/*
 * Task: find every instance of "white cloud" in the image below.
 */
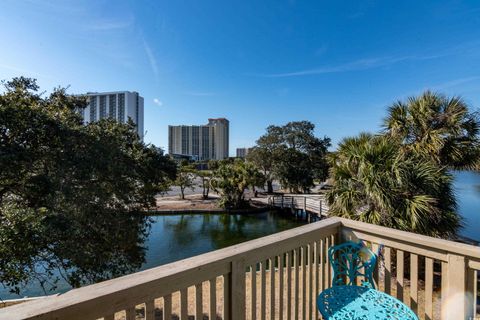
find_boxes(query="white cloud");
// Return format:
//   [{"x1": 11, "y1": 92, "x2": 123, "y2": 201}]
[
  {"x1": 254, "y1": 54, "x2": 443, "y2": 78},
  {"x1": 251, "y1": 41, "x2": 480, "y2": 78},
  {"x1": 153, "y1": 98, "x2": 163, "y2": 107},
  {"x1": 142, "y1": 39, "x2": 159, "y2": 80}
]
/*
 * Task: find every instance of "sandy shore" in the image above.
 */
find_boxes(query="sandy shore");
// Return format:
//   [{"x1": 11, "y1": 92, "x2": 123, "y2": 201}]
[{"x1": 155, "y1": 194, "x2": 222, "y2": 211}]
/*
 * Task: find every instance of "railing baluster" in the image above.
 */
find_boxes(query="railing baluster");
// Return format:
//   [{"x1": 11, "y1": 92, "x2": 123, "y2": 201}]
[
  {"x1": 313, "y1": 240, "x2": 319, "y2": 318},
  {"x1": 287, "y1": 251, "x2": 292, "y2": 320},
  {"x1": 319, "y1": 239, "x2": 324, "y2": 293},
  {"x1": 224, "y1": 273, "x2": 231, "y2": 320},
  {"x1": 145, "y1": 299, "x2": 156, "y2": 320},
  {"x1": 301, "y1": 246, "x2": 306, "y2": 320},
  {"x1": 308, "y1": 243, "x2": 313, "y2": 320},
  {"x1": 325, "y1": 237, "x2": 330, "y2": 288},
  {"x1": 126, "y1": 306, "x2": 136, "y2": 320},
  {"x1": 425, "y1": 257, "x2": 433, "y2": 320},
  {"x1": 209, "y1": 278, "x2": 217, "y2": 320},
  {"x1": 467, "y1": 268, "x2": 477, "y2": 319},
  {"x1": 231, "y1": 259, "x2": 246, "y2": 320},
  {"x1": 410, "y1": 253, "x2": 418, "y2": 314},
  {"x1": 180, "y1": 288, "x2": 188, "y2": 320},
  {"x1": 371, "y1": 243, "x2": 380, "y2": 289},
  {"x1": 251, "y1": 264, "x2": 257, "y2": 320},
  {"x1": 164, "y1": 294, "x2": 172, "y2": 320},
  {"x1": 294, "y1": 249, "x2": 299, "y2": 319},
  {"x1": 195, "y1": 283, "x2": 203, "y2": 320},
  {"x1": 278, "y1": 255, "x2": 284, "y2": 320},
  {"x1": 396, "y1": 249, "x2": 404, "y2": 302},
  {"x1": 261, "y1": 260, "x2": 266, "y2": 320},
  {"x1": 384, "y1": 247, "x2": 392, "y2": 295},
  {"x1": 269, "y1": 257, "x2": 275, "y2": 320}
]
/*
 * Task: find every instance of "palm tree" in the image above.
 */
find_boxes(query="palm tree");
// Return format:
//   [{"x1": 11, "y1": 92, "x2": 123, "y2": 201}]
[
  {"x1": 383, "y1": 91, "x2": 480, "y2": 169},
  {"x1": 326, "y1": 133, "x2": 460, "y2": 238}
]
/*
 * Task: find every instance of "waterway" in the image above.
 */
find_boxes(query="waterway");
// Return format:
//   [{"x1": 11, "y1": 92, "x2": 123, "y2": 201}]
[{"x1": 1, "y1": 171, "x2": 478, "y2": 300}]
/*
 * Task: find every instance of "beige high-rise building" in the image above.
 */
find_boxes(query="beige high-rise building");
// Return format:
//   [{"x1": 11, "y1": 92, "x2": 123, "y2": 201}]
[
  {"x1": 236, "y1": 147, "x2": 252, "y2": 158},
  {"x1": 168, "y1": 118, "x2": 229, "y2": 160},
  {"x1": 81, "y1": 91, "x2": 144, "y2": 140}
]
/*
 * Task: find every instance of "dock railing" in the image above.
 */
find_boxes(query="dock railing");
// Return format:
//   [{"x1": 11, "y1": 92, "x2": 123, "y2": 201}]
[
  {"x1": 2, "y1": 217, "x2": 480, "y2": 320},
  {"x1": 267, "y1": 194, "x2": 329, "y2": 217}
]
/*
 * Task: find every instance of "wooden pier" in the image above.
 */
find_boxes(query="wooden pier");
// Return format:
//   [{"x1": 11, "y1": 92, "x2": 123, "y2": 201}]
[{"x1": 264, "y1": 194, "x2": 330, "y2": 221}]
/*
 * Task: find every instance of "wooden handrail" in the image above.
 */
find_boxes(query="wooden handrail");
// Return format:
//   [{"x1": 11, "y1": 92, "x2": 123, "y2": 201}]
[
  {"x1": 3, "y1": 217, "x2": 480, "y2": 320},
  {"x1": 339, "y1": 217, "x2": 480, "y2": 260},
  {"x1": 0, "y1": 218, "x2": 343, "y2": 320}
]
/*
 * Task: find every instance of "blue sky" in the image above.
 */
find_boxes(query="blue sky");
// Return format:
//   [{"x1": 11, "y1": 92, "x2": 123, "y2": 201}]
[{"x1": 1, "y1": 0, "x2": 480, "y2": 154}]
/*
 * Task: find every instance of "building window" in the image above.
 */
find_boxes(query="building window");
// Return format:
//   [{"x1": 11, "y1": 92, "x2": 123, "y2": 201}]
[
  {"x1": 192, "y1": 126, "x2": 199, "y2": 156},
  {"x1": 89, "y1": 96, "x2": 97, "y2": 122},
  {"x1": 118, "y1": 93, "x2": 125, "y2": 122},
  {"x1": 135, "y1": 93, "x2": 139, "y2": 123},
  {"x1": 99, "y1": 95, "x2": 106, "y2": 119},
  {"x1": 202, "y1": 127, "x2": 210, "y2": 160},
  {"x1": 109, "y1": 94, "x2": 116, "y2": 118},
  {"x1": 181, "y1": 127, "x2": 189, "y2": 155}
]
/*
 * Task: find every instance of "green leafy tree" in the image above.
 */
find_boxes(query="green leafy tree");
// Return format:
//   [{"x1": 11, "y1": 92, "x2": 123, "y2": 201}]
[
  {"x1": 211, "y1": 159, "x2": 265, "y2": 209},
  {"x1": 196, "y1": 170, "x2": 212, "y2": 199},
  {"x1": 249, "y1": 121, "x2": 330, "y2": 193},
  {"x1": 174, "y1": 162, "x2": 196, "y2": 200},
  {"x1": 383, "y1": 91, "x2": 480, "y2": 168},
  {"x1": 327, "y1": 133, "x2": 460, "y2": 238},
  {"x1": 274, "y1": 148, "x2": 314, "y2": 193},
  {"x1": 0, "y1": 77, "x2": 177, "y2": 294}
]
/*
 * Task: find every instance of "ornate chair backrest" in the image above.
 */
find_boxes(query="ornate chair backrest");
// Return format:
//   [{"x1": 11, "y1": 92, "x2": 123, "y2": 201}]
[{"x1": 328, "y1": 241, "x2": 377, "y2": 288}]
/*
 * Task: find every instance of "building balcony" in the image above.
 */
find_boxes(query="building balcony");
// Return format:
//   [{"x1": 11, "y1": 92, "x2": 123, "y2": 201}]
[{"x1": 1, "y1": 217, "x2": 478, "y2": 320}]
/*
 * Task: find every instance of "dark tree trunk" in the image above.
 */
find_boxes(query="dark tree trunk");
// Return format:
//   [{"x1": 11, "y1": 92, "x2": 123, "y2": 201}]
[{"x1": 267, "y1": 180, "x2": 273, "y2": 193}]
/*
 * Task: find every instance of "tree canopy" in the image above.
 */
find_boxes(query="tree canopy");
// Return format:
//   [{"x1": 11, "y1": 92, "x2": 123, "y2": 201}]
[
  {"x1": 211, "y1": 159, "x2": 265, "y2": 209},
  {"x1": 327, "y1": 90, "x2": 480, "y2": 238},
  {"x1": 248, "y1": 121, "x2": 330, "y2": 193},
  {"x1": 327, "y1": 133, "x2": 460, "y2": 238},
  {"x1": 383, "y1": 91, "x2": 480, "y2": 169},
  {"x1": 0, "y1": 77, "x2": 177, "y2": 294}
]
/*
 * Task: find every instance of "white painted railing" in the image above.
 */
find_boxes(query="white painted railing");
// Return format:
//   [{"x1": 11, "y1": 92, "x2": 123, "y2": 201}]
[{"x1": 1, "y1": 217, "x2": 480, "y2": 320}]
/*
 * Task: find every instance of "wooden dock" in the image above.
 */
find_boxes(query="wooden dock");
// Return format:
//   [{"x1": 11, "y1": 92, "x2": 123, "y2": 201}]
[{"x1": 262, "y1": 194, "x2": 330, "y2": 221}]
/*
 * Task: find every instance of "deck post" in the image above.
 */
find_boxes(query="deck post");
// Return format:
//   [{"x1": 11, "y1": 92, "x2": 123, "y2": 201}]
[
  {"x1": 281, "y1": 195, "x2": 284, "y2": 208},
  {"x1": 230, "y1": 258, "x2": 246, "y2": 320},
  {"x1": 304, "y1": 197, "x2": 307, "y2": 211},
  {"x1": 443, "y1": 253, "x2": 468, "y2": 320}
]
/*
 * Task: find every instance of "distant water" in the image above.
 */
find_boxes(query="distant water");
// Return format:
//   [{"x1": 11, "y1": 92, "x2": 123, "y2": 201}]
[
  {"x1": 0, "y1": 211, "x2": 305, "y2": 300},
  {"x1": 454, "y1": 170, "x2": 480, "y2": 241},
  {"x1": 1, "y1": 173, "x2": 479, "y2": 300}
]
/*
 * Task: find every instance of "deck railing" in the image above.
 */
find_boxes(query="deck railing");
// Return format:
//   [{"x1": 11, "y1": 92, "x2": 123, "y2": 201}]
[{"x1": 1, "y1": 217, "x2": 480, "y2": 320}]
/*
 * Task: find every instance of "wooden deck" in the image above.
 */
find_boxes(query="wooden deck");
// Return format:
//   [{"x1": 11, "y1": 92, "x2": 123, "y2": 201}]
[{"x1": 3, "y1": 218, "x2": 480, "y2": 319}]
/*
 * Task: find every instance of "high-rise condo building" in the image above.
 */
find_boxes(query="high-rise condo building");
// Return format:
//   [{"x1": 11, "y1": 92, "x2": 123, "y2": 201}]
[
  {"x1": 236, "y1": 147, "x2": 252, "y2": 158},
  {"x1": 80, "y1": 91, "x2": 144, "y2": 140},
  {"x1": 168, "y1": 118, "x2": 229, "y2": 160}
]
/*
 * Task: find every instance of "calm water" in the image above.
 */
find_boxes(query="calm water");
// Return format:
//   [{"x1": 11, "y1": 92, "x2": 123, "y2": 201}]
[
  {"x1": 454, "y1": 170, "x2": 480, "y2": 241},
  {"x1": 1, "y1": 171, "x2": 479, "y2": 300},
  {"x1": 0, "y1": 211, "x2": 305, "y2": 299}
]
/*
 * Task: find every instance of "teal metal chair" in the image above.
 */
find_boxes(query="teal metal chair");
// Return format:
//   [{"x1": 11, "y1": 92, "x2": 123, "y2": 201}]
[
  {"x1": 318, "y1": 242, "x2": 418, "y2": 319},
  {"x1": 329, "y1": 241, "x2": 377, "y2": 288}
]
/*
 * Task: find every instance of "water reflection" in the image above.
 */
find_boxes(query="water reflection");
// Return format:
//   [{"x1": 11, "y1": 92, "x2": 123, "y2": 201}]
[
  {"x1": 454, "y1": 171, "x2": 480, "y2": 241},
  {"x1": 0, "y1": 211, "x2": 151, "y2": 299},
  {"x1": 1, "y1": 210, "x2": 304, "y2": 299}
]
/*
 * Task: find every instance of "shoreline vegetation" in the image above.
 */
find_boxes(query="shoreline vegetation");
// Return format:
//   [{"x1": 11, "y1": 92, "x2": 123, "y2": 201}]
[{"x1": 149, "y1": 194, "x2": 269, "y2": 214}]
